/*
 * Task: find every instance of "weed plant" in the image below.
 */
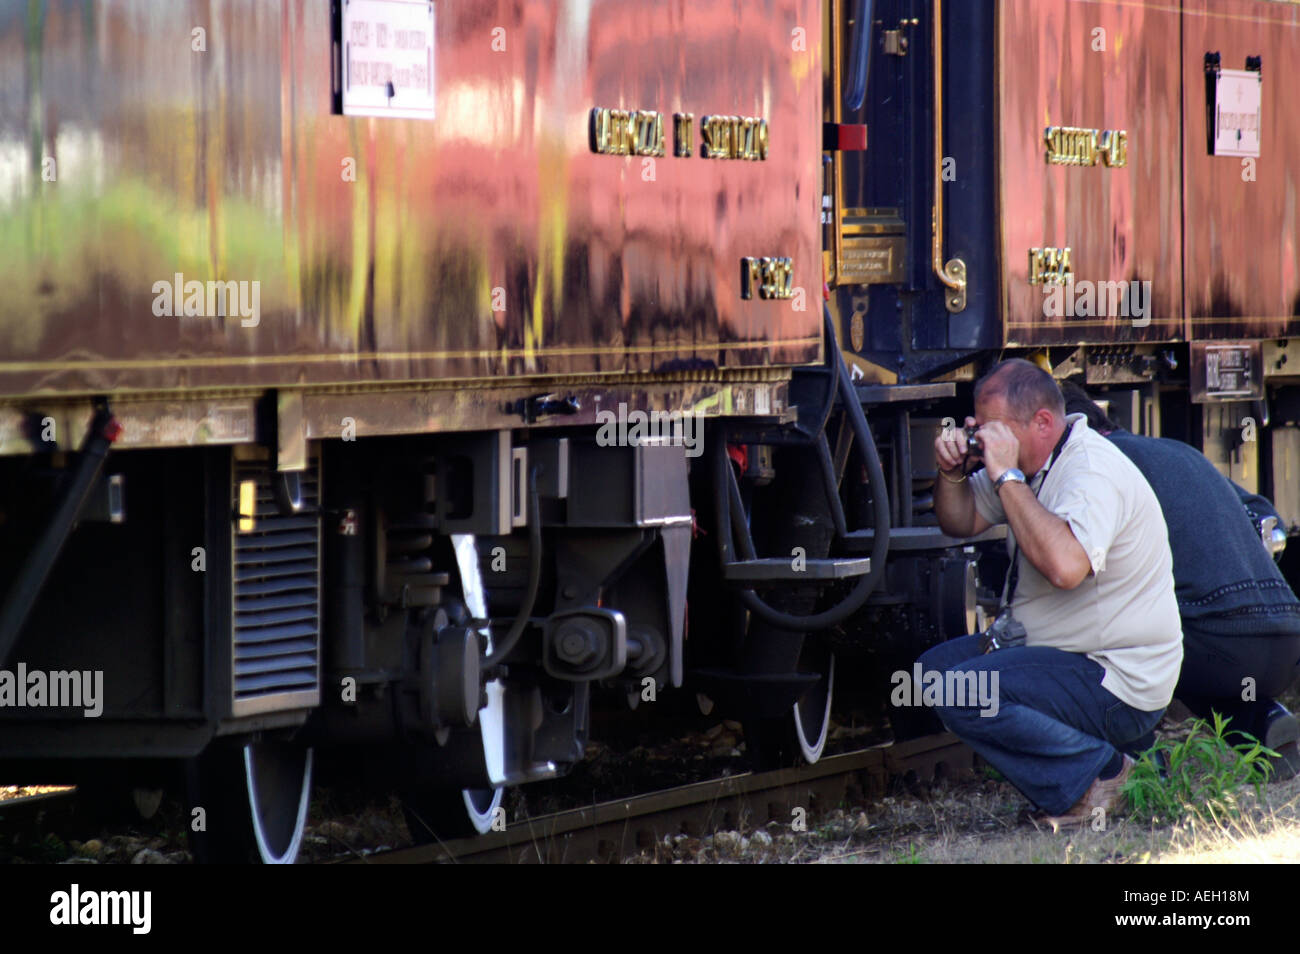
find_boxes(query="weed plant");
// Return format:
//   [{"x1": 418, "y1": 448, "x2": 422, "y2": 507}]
[{"x1": 1123, "y1": 712, "x2": 1277, "y2": 825}]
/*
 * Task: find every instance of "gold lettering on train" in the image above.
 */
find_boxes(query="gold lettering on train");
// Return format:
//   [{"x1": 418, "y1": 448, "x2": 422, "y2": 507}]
[
  {"x1": 591, "y1": 108, "x2": 770, "y2": 160},
  {"x1": 673, "y1": 113, "x2": 695, "y2": 157},
  {"x1": 740, "y1": 257, "x2": 795, "y2": 299},
  {"x1": 702, "y1": 115, "x2": 769, "y2": 160},
  {"x1": 1043, "y1": 126, "x2": 1127, "y2": 168},
  {"x1": 590, "y1": 108, "x2": 665, "y2": 157},
  {"x1": 1028, "y1": 247, "x2": 1074, "y2": 285}
]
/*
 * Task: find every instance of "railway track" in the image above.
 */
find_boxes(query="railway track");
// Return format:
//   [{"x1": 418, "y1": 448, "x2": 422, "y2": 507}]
[{"x1": 347, "y1": 733, "x2": 976, "y2": 864}]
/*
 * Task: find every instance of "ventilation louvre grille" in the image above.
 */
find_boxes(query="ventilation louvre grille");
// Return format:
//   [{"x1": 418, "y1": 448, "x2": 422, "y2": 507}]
[{"x1": 231, "y1": 458, "x2": 321, "y2": 716}]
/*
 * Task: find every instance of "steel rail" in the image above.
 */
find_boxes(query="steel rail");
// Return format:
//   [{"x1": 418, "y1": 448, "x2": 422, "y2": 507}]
[{"x1": 344, "y1": 733, "x2": 975, "y2": 864}]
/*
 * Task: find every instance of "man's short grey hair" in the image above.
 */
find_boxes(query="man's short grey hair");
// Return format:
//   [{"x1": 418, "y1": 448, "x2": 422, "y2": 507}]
[{"x1": 974, "y1": 358, "x2": 1066, "y2": 423}]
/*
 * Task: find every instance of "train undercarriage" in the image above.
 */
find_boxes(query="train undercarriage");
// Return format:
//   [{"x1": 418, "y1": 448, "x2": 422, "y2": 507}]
[
  {"x1": 5, "y1": 332, "x2": 1300, "y2": 861},
  {"x1": 0, "y1": 316, "x2": 961, "y2": 860}
]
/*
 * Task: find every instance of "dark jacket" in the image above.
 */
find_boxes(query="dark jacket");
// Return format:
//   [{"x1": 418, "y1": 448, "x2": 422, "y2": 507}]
[{"x1": 1106, "y1": 430, "x2": 1300, "y2": 638}]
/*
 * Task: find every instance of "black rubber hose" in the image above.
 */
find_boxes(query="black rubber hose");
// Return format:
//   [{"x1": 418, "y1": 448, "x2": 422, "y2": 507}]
[
  {"x1": 805, "y1": 302, "x2": 841, "y2": 438},
  {"x1": 843, "y1": 0, "x2": 874, "y2": 112},
  {"x1": 716, "y1": 306, "x2": 890, "y2": 631},
  {"x1": 482, "y1": 467, "x2": 542, "y2": 669}
]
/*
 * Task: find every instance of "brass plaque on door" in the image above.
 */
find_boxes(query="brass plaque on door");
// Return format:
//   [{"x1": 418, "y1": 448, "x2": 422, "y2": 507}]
[{"x1": 838, "y1": 208, "x2": 905, "y2": 285}]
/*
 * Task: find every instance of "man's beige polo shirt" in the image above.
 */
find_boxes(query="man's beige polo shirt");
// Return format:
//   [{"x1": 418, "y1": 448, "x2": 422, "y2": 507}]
[{"x1": 970, "y1": 414, "x2": 1183, "y2": 711}]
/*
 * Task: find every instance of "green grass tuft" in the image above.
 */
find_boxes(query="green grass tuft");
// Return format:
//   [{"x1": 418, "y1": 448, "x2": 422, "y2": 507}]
[{"x1": 1123, "y1": 712, "x2": 1277, "y2": 826}]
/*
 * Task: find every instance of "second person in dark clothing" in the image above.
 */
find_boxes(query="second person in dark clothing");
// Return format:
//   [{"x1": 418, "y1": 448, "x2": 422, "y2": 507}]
[{"x1": 1061, "y1": 380, "x2": 1300, "y2": 778}]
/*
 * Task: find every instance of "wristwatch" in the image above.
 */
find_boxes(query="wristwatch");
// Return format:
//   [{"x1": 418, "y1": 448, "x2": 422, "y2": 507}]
[{"x1": 993, "y1": 468, "x2": 1026, "y2": 493}]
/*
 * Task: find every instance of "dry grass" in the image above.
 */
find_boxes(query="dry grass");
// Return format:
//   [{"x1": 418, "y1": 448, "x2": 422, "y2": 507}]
[
  {"x1": 622, "y1": 768, "x2": 1300, "y2": 864},
  {"x1": 879, "y1": 771, "x2": 1300, "y2": 865},
  {"x1": 818, "y1": 700, "x2": 1300, "y2": 864},
  {"x1": 634, "y1": 702, "x2": 1300, "y2": 864}
]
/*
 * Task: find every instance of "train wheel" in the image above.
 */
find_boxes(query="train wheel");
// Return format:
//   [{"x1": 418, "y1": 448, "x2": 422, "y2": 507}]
[
  {"x1": 403, "y1": 786, "x2": 503, "y2": 843},
  {"x1": 398, "y1": 535, "x2": 511, "y2": 843},
  {"x1": 744, "y1": 641, "x2": 835, "y2": 770},
  {"x1": 186, "y1": 740, "x2": 313, "y2": 864},
  {"x1": 791, "y1": 643, "x2": 835, "y2": 764}
]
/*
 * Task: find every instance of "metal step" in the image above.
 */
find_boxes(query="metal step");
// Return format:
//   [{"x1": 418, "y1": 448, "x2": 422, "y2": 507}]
[{"x1": 721, "y1": 557, "x2": 871, "y2": 583}]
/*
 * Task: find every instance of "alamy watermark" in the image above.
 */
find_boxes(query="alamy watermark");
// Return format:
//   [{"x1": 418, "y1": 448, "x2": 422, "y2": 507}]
[
  {"x1": 595, "y1": 402, "x2": 702, "y2": 458},
  {"x1": 0, "y1": 663, "x2": 103, "y2": 717},
  {"x1": 890, "y1": 663, "x2": 1000, "y2": 718},
  {"x1": 152, "y1": 272, "x2": 261, "y2": 327},
  {"x1": 1041, "y1": 278, "x2": 1152, "y2": 327},
  {"x1": 50, "y1": 884, "x2": 150, "y2": 934}
]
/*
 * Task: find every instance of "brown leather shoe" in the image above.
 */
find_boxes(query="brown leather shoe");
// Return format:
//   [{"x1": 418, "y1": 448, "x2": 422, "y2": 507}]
[
  {"x1": 1038, "y1": 803, "x2": 1092, "y2": 831},
  {"x1": 1042, "y1": 755, "x2": 1136, "y2": 831}
]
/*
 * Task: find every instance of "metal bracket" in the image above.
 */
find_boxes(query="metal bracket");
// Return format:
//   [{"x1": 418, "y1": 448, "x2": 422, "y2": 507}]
[{"x1": 882, "y1": 17, "x2": 918, "y2": 56}]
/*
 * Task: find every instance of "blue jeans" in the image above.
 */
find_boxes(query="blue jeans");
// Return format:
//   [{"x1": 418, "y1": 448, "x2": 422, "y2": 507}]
[{"x1": 915, "y1": 634, "x2": 1166, "y2": 814}]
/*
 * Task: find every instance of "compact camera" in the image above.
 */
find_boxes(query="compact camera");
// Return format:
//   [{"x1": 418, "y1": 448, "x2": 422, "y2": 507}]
[
  {"x1": 979, "y1": 610, "x2": 1027, "y2": 654},
  {"x1": 963, "y1": 424, "x2": 983, "y2": 456}
]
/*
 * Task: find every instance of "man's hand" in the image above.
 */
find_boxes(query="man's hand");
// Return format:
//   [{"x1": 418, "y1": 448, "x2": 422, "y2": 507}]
[
  {"x1": 933, "y1": 415, "x2": 991, "y2": 539},
  {"x1": 935, "y1": 416, "x2": 977, "y2": 477},
  {"x1": 976, "y1": 421, "x2": 1019, "y2": 484}
]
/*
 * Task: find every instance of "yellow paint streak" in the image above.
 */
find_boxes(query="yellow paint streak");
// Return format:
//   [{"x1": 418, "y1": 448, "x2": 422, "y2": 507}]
[
  {"x1": 346, "y1": 122, "x2": 370, "y2": 342},
  {"x1": 399, "y1": 137, "x2": 430, "y2": 345},
  {"x1": 530, "y1": 138, "x2": 570, "y2": 370}
]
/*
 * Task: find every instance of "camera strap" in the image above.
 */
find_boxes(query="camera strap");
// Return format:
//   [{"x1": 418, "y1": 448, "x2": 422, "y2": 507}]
[{"x1": 1001, "y1": 422, "x2": 1074, "y2": 611}]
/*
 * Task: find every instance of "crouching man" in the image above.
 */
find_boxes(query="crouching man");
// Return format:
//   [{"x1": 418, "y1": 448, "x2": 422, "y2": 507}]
[{"x1": 918, "y1": 359, "x2": 1182, "y2": 826}]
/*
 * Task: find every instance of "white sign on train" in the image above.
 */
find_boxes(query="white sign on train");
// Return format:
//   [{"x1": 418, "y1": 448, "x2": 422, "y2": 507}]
[
  {"x1": 1212, "y1": 69, "x2": 1261, "y2": 159},
  {"x1": 342, "y1": 0, "x2": 436, "y2": 120}
]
